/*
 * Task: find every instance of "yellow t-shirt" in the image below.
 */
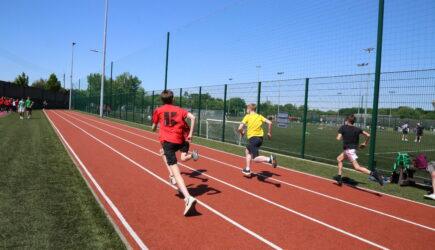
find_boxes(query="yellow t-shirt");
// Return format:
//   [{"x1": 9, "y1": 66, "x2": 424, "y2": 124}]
[{"x1": 241, "y1": 113, "x2": 267, "y2": 139}]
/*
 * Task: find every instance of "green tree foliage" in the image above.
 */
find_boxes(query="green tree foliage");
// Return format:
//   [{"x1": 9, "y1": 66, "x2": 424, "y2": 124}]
[
  {"x1": 45, "y1": 73, "x2": 61, "y2": 92},
  {"x1": 31, "y1": 78, "x2": 46, "y2": 89},
  {"x1": 14, "y1": 72, "x2": 29, "y2": 86}
]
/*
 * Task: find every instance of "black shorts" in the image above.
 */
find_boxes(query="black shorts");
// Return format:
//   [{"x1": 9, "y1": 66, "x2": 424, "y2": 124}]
[
  {"x1": 26, "y1": 107, "x2": 32, "y2": 113},
  {"x1": 162, "y1": 141, "x2": 190, "y2": 166},
  {"x1": 247, "y1": 136, "x2": 263, "y2": 158},
  {"x1": 402, "y1": 130, "x2": 408, "y2": 135}
]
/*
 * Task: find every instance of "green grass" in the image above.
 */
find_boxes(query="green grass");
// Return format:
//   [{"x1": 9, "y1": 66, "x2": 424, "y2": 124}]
[
  {"x1": 96, "y1": 113, "x2": 434, "y2": 206},
  {"x1": 0, "y1": 111, "x2": 125, "y2": 249}
]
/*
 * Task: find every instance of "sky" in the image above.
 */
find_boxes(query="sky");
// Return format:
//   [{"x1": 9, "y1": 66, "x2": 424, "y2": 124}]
[{"x1": 0, "y1": 0, "x2": 434, "y2": 110}]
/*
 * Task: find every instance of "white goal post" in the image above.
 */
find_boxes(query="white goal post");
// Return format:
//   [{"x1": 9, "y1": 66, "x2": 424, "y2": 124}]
[{"x1": 205, "y1": 118, "x2": 244, "y2": 145}]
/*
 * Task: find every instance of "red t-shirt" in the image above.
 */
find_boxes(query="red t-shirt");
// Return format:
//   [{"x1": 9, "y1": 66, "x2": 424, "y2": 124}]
[
  {"x1": 152, "y1": 104, "x2": 190, "y2": 144},
  {"x1": 0, "y1": 99, "x2": 3, "y2": 105}
]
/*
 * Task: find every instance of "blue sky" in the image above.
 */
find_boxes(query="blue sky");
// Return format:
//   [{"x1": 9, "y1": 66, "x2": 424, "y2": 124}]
[{"x1": 1, "y1": 0, "x2": 434, "y2": 110}]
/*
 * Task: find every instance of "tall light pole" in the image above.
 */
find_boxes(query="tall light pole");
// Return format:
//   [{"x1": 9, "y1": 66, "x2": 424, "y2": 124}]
[
  {"x1": 277, "y1": 72, "x2": 284, "y2": 114},
  {"x1": 99, "y1": 0, "x2": 109, "y2": 117},
  {"x1": 363, "y1": 47, "x2": 375, "y2": 127},
  {"x1": 256, "y1": 65, "x2": 261, "y2": 82},
  {"x1": 69, "y1": 42, "x2": 76, "y2": 110},
  {"x1": 357, "y1": 62, "x2": 368, "y2": 124}
]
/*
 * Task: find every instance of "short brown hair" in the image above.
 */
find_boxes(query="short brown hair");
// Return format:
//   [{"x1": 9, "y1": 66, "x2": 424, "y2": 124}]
[
  {"x1": 346, "y1": 114, "x2": 356, "y2": 124},
  {"x1": 160, "y1": 90, "x2": 174, "y2": 104},
  {"x1": 247, "y1": 103, "x2": 256, "y2": 111}
]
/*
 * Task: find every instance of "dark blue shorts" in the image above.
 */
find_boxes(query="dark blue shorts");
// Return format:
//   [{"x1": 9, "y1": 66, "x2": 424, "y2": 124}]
[{"x1": 247, "y1": 136, "x2": 263, "y2": 158}]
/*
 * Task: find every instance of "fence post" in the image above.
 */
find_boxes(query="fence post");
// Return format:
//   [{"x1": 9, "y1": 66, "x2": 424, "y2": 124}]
[
  {"x1": 368, "y1": 0, "x2": 385, "y2": 171},
  {"x1": 141, "y1": 92, "x2": 144, "y2": 124},
  {"x1": 197, "y1": 86, "x2": 202, "y2": 136},
  {"x1": 256, "y1": 81, "x2": 261, "y2": 113},
  {"x1": 179, "y1": 88, "x2": 183, "y2": 107},
  {"x1": 132, "y1": 91, "x2": 136, "y2": 122},
  {"x1": 301, "y1": 78, "x2": 310, "y2": 158},
  {"x1": 150, "y1": 90, "x2": 155, "y2": 125},
  {"x1": 119, "y1": 93, "x2": 122, "y2": 119},
  {"x1": 222, "y1": 84, "x2": 228, "y2": 142}
]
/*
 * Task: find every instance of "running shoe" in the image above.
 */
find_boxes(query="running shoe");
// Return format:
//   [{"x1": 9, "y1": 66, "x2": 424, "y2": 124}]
[
  {"x1": 337, "y1": 175, "x2": 343, "y2": 186},
  {"x1": 242, "y1": 167, "x2": 251, "y2": 176},
  {"x1": 424, "y1": 193, "x2": 435, "y2": 200},
  {"x1": 184, "y1": 196, "x2": 197, "y2": 216},
  {"x1": 270, "y1": 155, "x2": 278, "y2": 168},
  {"x1": 192, "y1": 150, "x2": 199, "y2": 161},
  {"x1": 370, "y1": 170, "x2": 384, "y2": 186}
]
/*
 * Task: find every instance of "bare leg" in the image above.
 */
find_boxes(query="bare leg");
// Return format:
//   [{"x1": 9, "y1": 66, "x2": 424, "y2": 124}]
[
  {"x1": 253, "y1": 155, "x2": 271, "y2": 163},
  {"x1": 170, "y1": 164, "x2": 191, "y2": 199},
  {"x1": 245, "y1": 149, "x2": 252, "y2": 170},
  {"x1": 337, "y1": 153, "x2": 345, "y2": 176},
  {"x1": 351, "y1": 160, "x2": 371, "y2": 175}
]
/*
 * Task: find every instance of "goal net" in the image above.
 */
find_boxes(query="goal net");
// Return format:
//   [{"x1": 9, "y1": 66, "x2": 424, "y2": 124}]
[{"x1": 205, "y1": 118, "x2": 245, "y2": 145}]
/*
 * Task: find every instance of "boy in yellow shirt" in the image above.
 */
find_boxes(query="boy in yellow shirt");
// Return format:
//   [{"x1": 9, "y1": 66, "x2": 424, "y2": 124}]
[{"x1": 238, "y1": 104, "x2": 277, "y2": 176}]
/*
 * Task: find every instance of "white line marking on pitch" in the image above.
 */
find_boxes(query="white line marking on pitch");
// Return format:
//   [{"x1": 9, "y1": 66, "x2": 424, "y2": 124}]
[
  {"x1": 60, "y1": 111, "x2": 388, "y2": 250},
  {"x1": 52, "y1": 111, "x2": 282, "y2": 250},
  {"x1": 66, "y1": 111, "x2": 435, "y2": 231},
  {"x1": 45, "y1": 111, "x2": 148, "y2": 250}
]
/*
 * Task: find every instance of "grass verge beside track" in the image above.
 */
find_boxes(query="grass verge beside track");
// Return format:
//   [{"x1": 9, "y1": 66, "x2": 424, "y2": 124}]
[{"x1": 0, "y1": 111, "x2": 125, "y2": 249}]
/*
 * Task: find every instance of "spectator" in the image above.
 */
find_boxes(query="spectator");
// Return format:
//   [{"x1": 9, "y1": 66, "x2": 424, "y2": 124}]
[
  {"x1": 0, "y1": 96, "x2": 4, "y2": 111},
  {"x1": 43, "y1": 100, "x2": 48, "y2": 109},
  {"x1": 401, "y1": 122, "x2": 409, "y2": 141},
  {"x1": 25, "y1": 97, "x2": 33, "y2": 119},
  {"x1": 18, "y1": 98, "x2": 25, "y2": 120},
  {"x1": 415, "y1": 123, "x2": 424, "y2": 143}
]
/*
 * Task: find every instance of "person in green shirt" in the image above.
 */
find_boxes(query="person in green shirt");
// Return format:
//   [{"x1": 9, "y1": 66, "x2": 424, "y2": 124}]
[{"x1": 25, "y1": 97, "x2": 33, "y2": 119}]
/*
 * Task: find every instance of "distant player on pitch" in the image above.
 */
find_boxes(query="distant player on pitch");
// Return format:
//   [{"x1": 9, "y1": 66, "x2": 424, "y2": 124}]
[
  {"x1": 152, "y1": 90, "x2": 199, "y2": 216},
  {"x1": 238, "y1": 103, "x2": 277, "y2": 176},
  {"x1": 336, "y1": 114, "x2": 383, "y2": 186}
]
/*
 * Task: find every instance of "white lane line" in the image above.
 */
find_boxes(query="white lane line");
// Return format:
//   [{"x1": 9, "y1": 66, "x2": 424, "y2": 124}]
[
  {"x1": 71, "y1": 111, "x2": 435, "y2": 209},
  {"x1": 44, "y1": 111, "x2": 148, "y2": 250},
  {"x1": 66, "y1": 111, "x2": 435, "y2": 231},
  {"x1": 61, "y1": 111, "x2": 388, "y2": 250},
  {"x1": 52, "y1": 111, "x2": 282, "y2": 250}
]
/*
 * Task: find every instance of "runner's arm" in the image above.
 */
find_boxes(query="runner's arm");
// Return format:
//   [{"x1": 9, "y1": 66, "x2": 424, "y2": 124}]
[
  {"x1": 361, "y1": 131, "x2": 370, "y2": 146},
  {"x1": 265, "y1": 119, "x2": 272, "y2": 139},
  {"x1": 336, "y1": 133, "x2": 342, "y2": 141},
  {"x1": 186, "y1": 112, "x2": 196, "y2": 141}
]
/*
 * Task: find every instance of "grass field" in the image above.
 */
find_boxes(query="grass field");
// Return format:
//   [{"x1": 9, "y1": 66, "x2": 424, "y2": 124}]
[
  {"x1": 0, "y1": 111, "x2": 125, "y2": 249},
  {"x1": 94, "y1": 113, "x2": 434, "y2": 205}
]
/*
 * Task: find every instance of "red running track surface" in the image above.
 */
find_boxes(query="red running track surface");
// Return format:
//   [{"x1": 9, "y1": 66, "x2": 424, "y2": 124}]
[{"x1": 45, "y1": 110, "x2": 435, "y2": 249}]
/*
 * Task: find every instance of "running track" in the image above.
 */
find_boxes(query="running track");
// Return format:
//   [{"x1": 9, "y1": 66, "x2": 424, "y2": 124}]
[{"x1": 45, "y1": 110, "x2": 435, "y2": 249}]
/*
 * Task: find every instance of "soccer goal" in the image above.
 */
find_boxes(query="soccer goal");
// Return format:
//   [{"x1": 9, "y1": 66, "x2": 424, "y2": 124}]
[{"x1": 205, "y1": 118, "x2": 244, "y2": 145}]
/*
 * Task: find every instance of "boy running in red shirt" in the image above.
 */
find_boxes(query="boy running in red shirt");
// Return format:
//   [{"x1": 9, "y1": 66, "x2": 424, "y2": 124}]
[{"x1": 152, "y1": 90, "x2": 199, "y2": 216}]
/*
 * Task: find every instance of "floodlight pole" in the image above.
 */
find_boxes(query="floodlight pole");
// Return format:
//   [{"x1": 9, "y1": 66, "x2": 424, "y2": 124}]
[
  {"x1": 164, "y1": 32, "x2": 170, "y2": 90},
  {"x1": 277, "y1": 72, "x2": 284, "y2": 114},
  {"x1": 99, "y1": 0, "x2": 109, "y2": 117},
  {"x1": 363, "y1": 47, "x2": 375, "y2": 127},
  {"x1": 368, "y1": 0, "x2": 385, "y2": 170},
  {"x1": 69, "y1": 42, "x2": 76, "y2": 110}
]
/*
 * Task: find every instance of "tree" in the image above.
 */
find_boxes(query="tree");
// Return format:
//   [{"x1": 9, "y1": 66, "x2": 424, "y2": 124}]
[
  {"x1": 45, "y1": 73, "x2": 61, "y2": 91},
  {"x1": 31, "y1": 78, "x2": 46, "y2": 89},
  {"x1": 14, "y1": 72, "x2": 29, "y2": 86}
]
